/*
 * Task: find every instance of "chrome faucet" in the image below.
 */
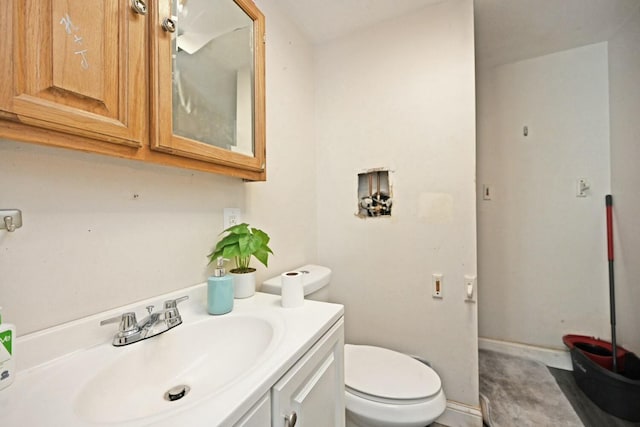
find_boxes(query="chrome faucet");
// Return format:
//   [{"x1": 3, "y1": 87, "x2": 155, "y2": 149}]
[{"x1": 100, "y1": 296, "x2": 189, "y2": 346}]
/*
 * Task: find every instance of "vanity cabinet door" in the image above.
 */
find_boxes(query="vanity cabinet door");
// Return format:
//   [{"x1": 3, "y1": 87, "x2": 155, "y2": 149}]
[
  {"x1": 272, "y1": 319, "x2": 345, "y2": 427},
  {"x1": 234, "y1": 393, "x2": 271, "y2": 427},
  {"x1": 1, "y1": 0, "x2": 147, "y2": 147}
]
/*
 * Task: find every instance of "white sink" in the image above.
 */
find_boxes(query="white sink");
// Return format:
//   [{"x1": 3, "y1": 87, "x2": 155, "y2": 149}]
[{"x1": 75, "y1": 315, "x2": 275, "y2": 424}]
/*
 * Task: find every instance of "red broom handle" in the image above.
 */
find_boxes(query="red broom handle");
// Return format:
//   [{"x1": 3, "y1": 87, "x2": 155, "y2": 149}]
[{"x1": 606, "y1": 195, "x2": 614, "y2": 261}]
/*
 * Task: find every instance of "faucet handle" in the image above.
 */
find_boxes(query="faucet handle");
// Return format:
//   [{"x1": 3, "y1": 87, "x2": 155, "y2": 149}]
[
  {"x1": 163, "y1": 295, "x2": 189, "y2": 310},
  {"x1": 100, "y1": 312, "x2": 138, "y2": 334},
  {"x1": 163, "y1": 296, "x2": 189, "y2": 328}
]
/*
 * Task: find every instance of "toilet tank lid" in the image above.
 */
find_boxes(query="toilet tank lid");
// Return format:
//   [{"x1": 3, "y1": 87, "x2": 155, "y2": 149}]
[
  {"x1": 261, "y1": 264, "x2": 331, "y2": 296},
  {"x1": 344, "y1": 344, "x2": 442, "y2": 401}
]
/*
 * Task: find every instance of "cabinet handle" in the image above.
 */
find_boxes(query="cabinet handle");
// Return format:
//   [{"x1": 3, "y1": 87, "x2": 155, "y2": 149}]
[
  {"x1": 162, "y1": 17, "x2": 177, "y2": 33},
  {"x1": 130, "y1": 0, "x2": 147, "y2": 15},
  {"x1": 284, "y1": 411, "x2": 297, "y2": 427}
]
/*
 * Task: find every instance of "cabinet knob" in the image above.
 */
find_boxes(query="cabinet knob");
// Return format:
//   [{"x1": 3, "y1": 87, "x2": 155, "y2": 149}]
[
  {"x1": 130, "y1": 0, "x2": 147, "y2": 15},
  {"x1": 284, "y1": 411, "x2": 297, "y2": 427},
  {"x1": 162, "y1": 17, "x2": 177, "y2": 33}
]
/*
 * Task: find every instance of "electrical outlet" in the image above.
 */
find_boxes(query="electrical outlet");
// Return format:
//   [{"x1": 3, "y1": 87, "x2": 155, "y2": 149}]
[
  {"x1": 223, "y1": 208, "x2": 242, "y2": 230},
  {"x1": 432, "y1": 274, "x2": 443, "y2": 298}
]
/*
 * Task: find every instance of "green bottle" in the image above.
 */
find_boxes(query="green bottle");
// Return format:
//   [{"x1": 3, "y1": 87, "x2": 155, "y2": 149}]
[{"x1": 0, "y1": 307, "x2": 16, "y2": 390}]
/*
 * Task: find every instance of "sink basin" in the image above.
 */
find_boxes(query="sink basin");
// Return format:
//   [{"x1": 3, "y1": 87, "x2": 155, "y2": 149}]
[
  {"x1": 3, "y1": 289, "x2": 344, "y2": 427},
  {"x1": 74, "y1": 315, "x2": 276, "y2": 424}
]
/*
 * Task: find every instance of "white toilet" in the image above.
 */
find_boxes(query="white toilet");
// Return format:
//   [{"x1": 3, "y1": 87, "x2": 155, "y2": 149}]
[{"x1": 262, "y1": 265, "x2": 447, "y2": 427}]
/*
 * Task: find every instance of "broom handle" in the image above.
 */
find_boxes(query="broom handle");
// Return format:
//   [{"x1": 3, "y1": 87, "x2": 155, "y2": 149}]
[{"x1": 606, "y1": 194, "x2": 618, "y2": 373}]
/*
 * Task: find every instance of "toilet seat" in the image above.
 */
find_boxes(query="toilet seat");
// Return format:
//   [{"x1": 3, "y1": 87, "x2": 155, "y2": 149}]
[
  {"x1": 345, "y1": 344, "x2": 442, "y2": 402},
  {"x1": 344, "y1": 344, "x2": 447, "y2": 427}
]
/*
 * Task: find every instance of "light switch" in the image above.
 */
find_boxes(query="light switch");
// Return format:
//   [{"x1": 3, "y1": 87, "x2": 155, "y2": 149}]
[
  {"x1": 465, "y1": 275, "x2": 476, "y2": 303},
  {"x1": 482, "y1": 185, "x2": 492, "y2": 201}
]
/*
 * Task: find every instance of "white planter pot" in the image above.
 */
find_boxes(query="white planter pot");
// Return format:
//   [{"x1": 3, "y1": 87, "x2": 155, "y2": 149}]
[{"x1": 230, "y1": 270, "x2": 256, "y2": 298}]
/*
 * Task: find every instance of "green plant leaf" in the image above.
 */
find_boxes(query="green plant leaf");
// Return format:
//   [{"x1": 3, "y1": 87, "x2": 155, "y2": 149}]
[
  {"x1": 253, "y1": 247, "x2": 270, "y2": 267},
  {"x1": 214, "y1": 233, "x2": 241, "y2": 252},
  {"x1": 222, "y1": 245, "x2": 240, "y2": 259},
  {"x1": 251, "y1": 228, "x2": 270, "y2": 245},
  {"x1": 224, "y1": 223, "x2": 249, "y2": 234},
  {"x1": 238, "y1": 235, "x2": 252, "y2": 256}
]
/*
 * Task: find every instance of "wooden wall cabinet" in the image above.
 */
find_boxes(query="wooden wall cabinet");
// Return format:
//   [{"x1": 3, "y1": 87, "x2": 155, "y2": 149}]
[
  {"x1": 0, "y1": 0, "x2": 266, "y2": 181},
  {"x1": 1, "y1": 0, "x2": 147, "y2": 147}
]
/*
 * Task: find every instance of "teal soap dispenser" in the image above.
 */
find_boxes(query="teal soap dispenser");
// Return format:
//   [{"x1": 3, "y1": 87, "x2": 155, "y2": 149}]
[{"x1": 208, "y1": 257, "x2": 234, "y2": 315}]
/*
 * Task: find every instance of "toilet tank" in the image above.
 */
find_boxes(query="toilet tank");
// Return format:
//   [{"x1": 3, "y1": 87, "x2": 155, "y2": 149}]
[{"x1": 261, "y1": 264, "x2": 331, "y2": 302}]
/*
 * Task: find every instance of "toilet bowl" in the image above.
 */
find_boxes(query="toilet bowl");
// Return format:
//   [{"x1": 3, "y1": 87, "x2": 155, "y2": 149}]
[{"x1": 262, "y1": 265, "x2": 447, "y2": 427}]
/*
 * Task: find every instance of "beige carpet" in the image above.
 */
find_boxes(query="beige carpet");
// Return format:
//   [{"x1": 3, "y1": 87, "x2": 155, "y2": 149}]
[{"x1": 479, "y1": 349, "x2": 583, "y2": 427}]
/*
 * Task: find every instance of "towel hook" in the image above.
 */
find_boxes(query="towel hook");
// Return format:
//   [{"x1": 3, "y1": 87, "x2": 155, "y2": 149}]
[
  {"x1": 1, "y1": 209, "x2": 22, "y2": 232},
  {"x1": 4, "y1": 216, "x2": 15, "y2": 232}
]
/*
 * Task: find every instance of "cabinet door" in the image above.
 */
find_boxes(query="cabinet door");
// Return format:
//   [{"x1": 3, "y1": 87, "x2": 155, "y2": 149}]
[
  {"x1": 150, "y1": 0, "x2": 266, "y2": 174},
  {"x1": 272, "y1": 319, "x2": 345, "y2": 427},
  {"x1": 234, "y1": 393, "x2": 271, "y2": 427},
  {"x1": 2, "y1": 0, "x2": 147, "y2": 147}
]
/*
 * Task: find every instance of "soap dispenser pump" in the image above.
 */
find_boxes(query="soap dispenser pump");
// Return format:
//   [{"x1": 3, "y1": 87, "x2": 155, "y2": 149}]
[{"x1": 207, "y1": 257, "x2": 234, "y2": 315}]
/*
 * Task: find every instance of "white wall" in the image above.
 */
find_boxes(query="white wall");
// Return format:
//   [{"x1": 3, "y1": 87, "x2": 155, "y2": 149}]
[
  {"x1": 477, "y1": 43, "x2": 611, "y2": 349},
  {"x1": 247, "y1": 0, "x2": 318, "y2": 275},
  {"x1": 0, "y1": 0, "x2": 317, "y2": 335},
  {"x1": 608, "y1": 8, "x2": 640, "y2": 354},
  {"x1": 315, "y1": 0, "x2": 479, "y2": 409}
]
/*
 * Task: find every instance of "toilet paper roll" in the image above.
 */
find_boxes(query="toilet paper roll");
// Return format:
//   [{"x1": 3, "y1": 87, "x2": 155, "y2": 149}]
[{"x1": 281, "y1": 271, "x2": 304, "y2": 308}]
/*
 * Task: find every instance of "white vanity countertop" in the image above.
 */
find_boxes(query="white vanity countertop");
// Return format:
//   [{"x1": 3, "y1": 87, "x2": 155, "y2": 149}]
[{"x1": 0, "y1": 284, "x2": 344, "y2": 426}]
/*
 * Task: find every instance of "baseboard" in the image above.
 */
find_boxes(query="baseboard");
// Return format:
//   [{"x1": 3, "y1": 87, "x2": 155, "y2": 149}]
[
  {"x1": 479, "y1": 337, "x2": 573, "y2": 370},
  {"x1": 436, "y1": 400, "x2": 483, "y2": 427}
]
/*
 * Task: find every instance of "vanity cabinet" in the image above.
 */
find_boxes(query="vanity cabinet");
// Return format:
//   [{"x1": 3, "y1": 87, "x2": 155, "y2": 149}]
[
  {"x1": 272, "y1": 319, "x2": 346, "y2": 427},
  {"x1": 232, "y1": 318, "x2": 345, "y2": 427},
  {"x1": 0, "y1": 0, "x2": 266, "y2": 181}
]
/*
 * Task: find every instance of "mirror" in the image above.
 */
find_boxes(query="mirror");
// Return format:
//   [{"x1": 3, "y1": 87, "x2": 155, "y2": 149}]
[
  {"x1": 152, "y1": 0, "x2": 265, "y2": 175},
  {"x1": 172, "y1": 0, "x2": 254, "y2": 156}
]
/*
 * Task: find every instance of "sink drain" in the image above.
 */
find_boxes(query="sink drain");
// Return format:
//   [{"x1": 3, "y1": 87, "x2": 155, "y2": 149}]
[{"x1": 164, "y1": 385, "x2": 190, "y2": 402}]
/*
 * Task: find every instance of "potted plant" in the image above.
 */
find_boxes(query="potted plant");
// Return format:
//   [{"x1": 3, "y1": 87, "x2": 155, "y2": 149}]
[{"x1": 208, "y1": 223, "x2": 273, "y2": 298}]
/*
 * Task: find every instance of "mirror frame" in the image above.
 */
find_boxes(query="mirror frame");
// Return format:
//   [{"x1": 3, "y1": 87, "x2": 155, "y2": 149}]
[{"x1": 150, "y1": 0, "x2": 266, "y2": 174}]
